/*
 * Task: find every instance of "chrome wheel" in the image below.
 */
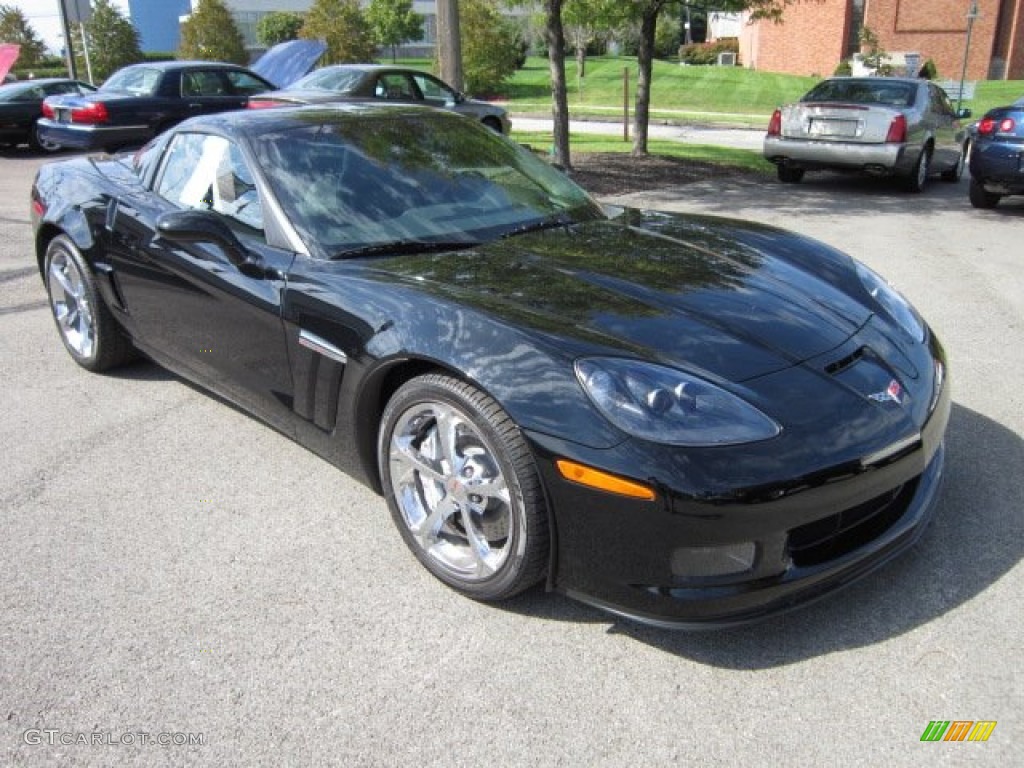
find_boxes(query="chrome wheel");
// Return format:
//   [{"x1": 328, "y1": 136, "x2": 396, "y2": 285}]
[
  {"x1": 379, "y1": 374, "x2": 548, "y2": 600},
  {"x1": 387, "y1": 400, "x2": 519, "y2": 581},
  {"x1": 47, "y1": 249, "x2": 95, "y2": 359},
  {"x1": 33, "y1": 122, "x2": 62, "y2": 153}
]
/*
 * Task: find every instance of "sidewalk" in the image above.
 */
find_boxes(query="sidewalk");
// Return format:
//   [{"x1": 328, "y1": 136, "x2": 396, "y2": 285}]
[{"x1": 509, "y1": 115, "x2": 766, "y2": 152}]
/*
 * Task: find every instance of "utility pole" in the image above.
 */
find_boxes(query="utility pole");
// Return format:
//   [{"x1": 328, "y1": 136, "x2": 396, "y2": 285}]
[
  {"x1": 58, "y1": 0, "x2": 78, "y2": 80},
  {"x1": 436, "y1": 0, "x2": 464, "y2": 93}
]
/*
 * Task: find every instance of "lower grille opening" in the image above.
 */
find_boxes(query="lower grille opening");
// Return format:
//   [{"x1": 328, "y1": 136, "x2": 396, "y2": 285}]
[{"x1": 787, "y1": 478, "x2": 920, "y2": 567}]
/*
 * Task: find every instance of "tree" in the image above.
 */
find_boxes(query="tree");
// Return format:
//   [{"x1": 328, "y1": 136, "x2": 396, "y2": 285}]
[
  {"x1": 458, "y1": 0, "x2": 520, "y2": 95},
  {"x1": 628, "y1": 0, "x2": 792, "y2": 155},
  {"x1": 300, "y1": 0, "x2": 376, "y2": 65},
  {"x1": 179, "y1": 0, "x2": 248, "y2": 65},
  {"x1": 543, "y1": 0, "x2": 571, "y2": 170},
  {"x1": 367, "y1": 0, "x2": 424, "y2": 63},
  {"x1": 256, "y1": 11, "x2": 305, "y2": 47},
  {"x1": 75, "y1": 0, "x2": 143, "y2": 83},
  {"x1": 563, "y1": 0, "x2": 623, "y2": 79},
  {"x1": 859, "y1": 26, "x2": 894, "y2": 76},
  {"x1": 0, "y1": 4, "x2": 46, "y2": 69}
]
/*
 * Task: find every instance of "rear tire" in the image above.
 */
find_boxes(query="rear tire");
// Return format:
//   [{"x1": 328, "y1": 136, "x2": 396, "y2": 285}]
[
  {"x1": 777, "y1": 165, "x2": 805, "y2": 183},
  {"x1": 29, "y1": 120, "x2": 62, "y2": 154},
  {"x1": 44, "y1": 235, "x2": 133, "y2": 372},
  {"x1": 903, "y1": 147, "x2": 931, "y2": 193},
  {"x1": 968, "y1": 178, "x2": 1001, "y2": 209}
]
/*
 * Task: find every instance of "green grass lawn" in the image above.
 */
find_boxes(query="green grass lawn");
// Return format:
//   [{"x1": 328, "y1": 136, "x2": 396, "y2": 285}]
[
  {"x1": 388, "y1": 54, "x2": 1021, "y2": 126},
  {"x1": 509, "y1": 130, "x2": 774, "y2": 173},
  {"x1": 495, "y1": 56, "x2": 1022, "y2": 126}
]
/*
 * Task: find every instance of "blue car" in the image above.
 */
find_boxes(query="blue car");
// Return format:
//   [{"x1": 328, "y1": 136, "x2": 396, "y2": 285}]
[{"x1": 968, "y1": 96, "x2": 1024, "y2": 208}]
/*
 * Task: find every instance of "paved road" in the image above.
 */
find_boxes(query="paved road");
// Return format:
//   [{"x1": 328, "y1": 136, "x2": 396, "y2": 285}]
[
  {"x1": 1, "y1": 148, "x2": 1020, "y2": 767},
  {"x1": 511, "y1": 115, "x2": 766, "y2": 151}
]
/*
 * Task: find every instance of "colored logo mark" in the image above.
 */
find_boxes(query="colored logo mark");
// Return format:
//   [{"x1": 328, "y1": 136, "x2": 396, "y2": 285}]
[{"x1": 920, "y1": 720, "x2": 997, "y2": 742}]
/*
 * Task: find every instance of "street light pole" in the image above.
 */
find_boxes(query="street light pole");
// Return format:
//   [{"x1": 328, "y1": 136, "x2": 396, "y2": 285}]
[{"x1": 956, "y1": 0, "x2": 980, "y2": 113}]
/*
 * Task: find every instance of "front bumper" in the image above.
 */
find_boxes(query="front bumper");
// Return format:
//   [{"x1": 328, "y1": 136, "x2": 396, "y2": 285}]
[
  {"x1": 36, "y1": 118, "x2": 150, "y2": 151},
  {"x1": 529, "y1": 337, "x2": 951, "y2": 629},
  {"x1": 764, "y1": 136, "x2": 912, "y2": 175}
]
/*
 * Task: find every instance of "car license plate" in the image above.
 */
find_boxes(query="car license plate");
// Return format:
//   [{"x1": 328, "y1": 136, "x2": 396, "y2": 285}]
[
  {"x1": 56, "y1": 109, "x2": 71, "y2": 124},
  {"x1": 808, "y1": 119, "x2": 858, "y2": 138}
]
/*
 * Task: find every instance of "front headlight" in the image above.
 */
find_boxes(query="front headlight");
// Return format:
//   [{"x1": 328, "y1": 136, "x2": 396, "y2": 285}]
[
  {"x1": 575, "y1": 358, "x2": 780, "y2": 446},
  {"x1": 855, "y1": 262, "x2": 925, "y2": 342}
]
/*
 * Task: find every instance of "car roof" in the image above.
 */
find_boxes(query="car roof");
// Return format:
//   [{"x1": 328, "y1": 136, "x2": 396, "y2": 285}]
[
  {"x1": 1, "y1": 77, "x2": 83, "y2": 87},
  {"x1": 115, "y1": 60, "x2": 252, "y2": 73},
  {"x1": 185, "y1": 102, "x2": 458, "y2": 138}
]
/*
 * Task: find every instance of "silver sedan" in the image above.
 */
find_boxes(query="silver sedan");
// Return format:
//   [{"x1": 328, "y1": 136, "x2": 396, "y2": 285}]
[{"x1": 764, "y1": 77, "x2": 971, "y2": 192}]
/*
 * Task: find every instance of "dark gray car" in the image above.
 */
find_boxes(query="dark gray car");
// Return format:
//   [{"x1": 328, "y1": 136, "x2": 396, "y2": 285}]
[{"x1": 247, "y1": 64, "x2": 511, "y2": 134}]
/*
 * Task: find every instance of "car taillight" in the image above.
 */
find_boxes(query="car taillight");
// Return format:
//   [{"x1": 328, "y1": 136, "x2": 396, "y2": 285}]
[
  {"x1": 71, "y1": 102, "x2": 109, "y2": 124},
  {"x1": 247, "y1": 99, "x2": 282, "y2": 110},
  {"x1": 979, "y1": 116, "x2": 1015, "y2": 135},
  {"x1": 41, "y1": 100, "x2": 55, "y2": 119},
  {"x1": 767, "y1": 109, "x2": 782, "y2": 137},
  {"x1": 885, "y1": 114, "x2": 907, "y2": 143}
]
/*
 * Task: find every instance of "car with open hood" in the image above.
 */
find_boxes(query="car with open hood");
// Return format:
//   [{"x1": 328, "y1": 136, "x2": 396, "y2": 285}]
[{"x1": 30, "y1": 104, "x2": 949, "y2": 627}]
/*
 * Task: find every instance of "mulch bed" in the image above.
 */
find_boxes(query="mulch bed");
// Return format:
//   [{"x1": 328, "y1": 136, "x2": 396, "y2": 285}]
[{"x1": 563, "y1": 152, "x2": 766, "y2": 196}]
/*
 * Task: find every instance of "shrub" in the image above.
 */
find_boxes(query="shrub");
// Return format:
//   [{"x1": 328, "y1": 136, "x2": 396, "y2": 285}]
[{"x1": 678, "y1": 38, "x2": 738, "y2": 66}]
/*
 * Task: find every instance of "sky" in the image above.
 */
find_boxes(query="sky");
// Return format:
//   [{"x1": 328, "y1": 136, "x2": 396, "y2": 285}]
[{"x1": 6, "y1": 0, "x2": 131, "y2": 54}]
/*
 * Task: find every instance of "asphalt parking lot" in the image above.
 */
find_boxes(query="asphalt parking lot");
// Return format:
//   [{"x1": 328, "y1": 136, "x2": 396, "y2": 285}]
[{"x1": 1, "y1": 146, "x2": 1020, "y2": 767}]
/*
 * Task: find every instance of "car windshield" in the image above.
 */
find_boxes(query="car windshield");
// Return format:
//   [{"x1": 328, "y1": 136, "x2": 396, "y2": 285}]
[
  {"x1": 101, "y1": 67, "x2": 160, "y2": 96},
  {"x1": 802, "y1": 79, "x2": 917, "y2": 107},
  {"x1": 288, "y1": 68, "x2": 364, "y2": 93},
  {"x1": 251, "y1": 111, "x2": 604, "y2": 258}
]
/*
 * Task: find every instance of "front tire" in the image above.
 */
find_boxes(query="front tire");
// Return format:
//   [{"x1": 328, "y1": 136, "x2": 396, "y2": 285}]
[
  {"x1": 379, "y1": 374, "x2": 549, "y2": 601},
  {"x1": 44, "y1": 235, "x2": 132, "y2": 372},
  {"x1": 968, "y1": 178, "x2": 1001, "y2": 209},
  {"x1": 941, "y1": 144, "x2": 966, "y2": 182}
]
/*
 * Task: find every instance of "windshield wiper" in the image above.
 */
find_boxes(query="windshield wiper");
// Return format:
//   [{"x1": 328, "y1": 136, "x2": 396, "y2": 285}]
[
  {"x1": 333, "y1": 239, "x2": 480, "y2": 259},
  {"x1": 500, "y1": 213, "x2": 575, "y2": 240}
]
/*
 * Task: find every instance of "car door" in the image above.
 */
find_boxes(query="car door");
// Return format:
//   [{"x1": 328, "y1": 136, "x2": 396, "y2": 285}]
[
  {"x1": 106, "y1": 131, "x2": 297, "y2": 429},
  {"x1": 928, "y1": 83, "x2": 959, "y2": 168},
  {"x1": 180, "y1": 69, "x2": 249, "y2": 117}
]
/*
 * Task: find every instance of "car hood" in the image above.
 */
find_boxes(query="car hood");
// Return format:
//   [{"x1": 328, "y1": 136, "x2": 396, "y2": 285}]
[
  {"x1": 251, "y1": 39, "x2": 327, "y2": 89},
  {"x1": 366, "y1": 210, "x2": 875, "y2": 383}
]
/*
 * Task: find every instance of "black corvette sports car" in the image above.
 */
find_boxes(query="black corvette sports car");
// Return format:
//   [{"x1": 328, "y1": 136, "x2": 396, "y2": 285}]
[{"x1": 31, "y1": 105, "x2": 949, "y2": 628}]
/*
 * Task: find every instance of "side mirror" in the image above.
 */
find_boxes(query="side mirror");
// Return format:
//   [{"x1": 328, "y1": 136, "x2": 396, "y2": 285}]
[
  {"x1": 156, "y1": 209, "x2": 259, "y2": 275},
  {"x1": 956, "y1": 107, "x2": 972, "y2": 119}
]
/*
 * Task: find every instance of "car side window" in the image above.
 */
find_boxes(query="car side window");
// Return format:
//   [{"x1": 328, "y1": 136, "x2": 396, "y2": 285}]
[
  {"x1": 412, "y1": 74, "x2": 454, "y2": 104},
  {"x1": 155, "y1": 133, "x2": 264, "y2": 235},
  {"x1": 375, "y1": 74, "x2": 416, "y2": 100},
  {"x1": 224, "y1": 71, "x2": 269, "y2": 95},
  {"x1": 182, "y1": 71, "x2": 227, "y2": 97}
]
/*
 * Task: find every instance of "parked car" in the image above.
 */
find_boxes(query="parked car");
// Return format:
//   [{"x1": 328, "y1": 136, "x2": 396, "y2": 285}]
[
  {"x1": 967, "y1": 97, "x2": 1024, "y2": 208},
  {"x1": 31, "y1": 104, "x2": 949, "y2": 628},
  {"x1": 764, "y1": 76, "x2": 971, "y2": 191},
  {"x1": 36, "y1": 41, "x2": 325, "y2": 152},
  {"x1": 247, "y1": 64, "x2": 511, "y2": 134},
  {"x1": 0, "y1": 78, "x2": 96, "y2": 152}
]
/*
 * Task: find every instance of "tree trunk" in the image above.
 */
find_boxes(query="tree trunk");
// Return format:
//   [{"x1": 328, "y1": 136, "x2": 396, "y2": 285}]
[
  {"x1": 574, "y1": 32, "x2": 585, "y2": 80},
  {"x1": 437, "y1": 0, "x2": 464, "y2": 93},
  {"x1": 545, "y1": 0, "x2": 572, "y2": 171},
  {"x1": 632, "y1": 6, "x2": 658, "y2": 156}
]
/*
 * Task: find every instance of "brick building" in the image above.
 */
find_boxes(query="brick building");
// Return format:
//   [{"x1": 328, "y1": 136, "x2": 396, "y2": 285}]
[{"x1": 739, "y1": 0, "x2": 1024, "y2": 80}]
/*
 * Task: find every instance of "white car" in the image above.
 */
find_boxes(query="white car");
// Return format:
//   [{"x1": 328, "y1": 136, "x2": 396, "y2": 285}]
[{"x1": 764, "y1": 77, "x2": 971, "y2": 192}]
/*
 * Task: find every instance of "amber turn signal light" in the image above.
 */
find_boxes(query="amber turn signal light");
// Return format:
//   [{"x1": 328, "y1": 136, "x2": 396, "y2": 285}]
[{"x1": 555, "y1": 459, "x2": 656, "y2": 501}]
